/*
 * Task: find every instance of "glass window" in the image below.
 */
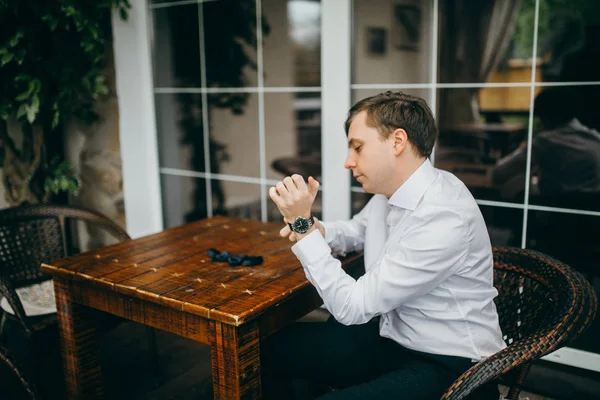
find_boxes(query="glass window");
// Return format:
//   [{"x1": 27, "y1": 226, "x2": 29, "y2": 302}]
[
  {"x1": 353, "y1": 0, "x2": 434, "y2": 84},
  {"x1": 526, "y1": 85, "x2": 600, "y2": 212},
  {"x1": 160, "y1": 175, "x2": 208, "y2": 228},
  {"x1": 208, "y1": 93, "x2": 260, "y2": 178},
  {"x1": 203, "y1": 0, "x2": 259, "y2": 88},
  {"x1": 437, "y1": 1, "x2": 534, "y2": 84},
  {"x1": 262, "y1": 0, "x2": 321, "y2": 87},
  {"x1": 211, "y1": 180, "x2": 262, "y2": 220},
  {"x1": 535, "y1": 1, "x2": 600, "y2": 84},
  {"x1": 265, "y1": 93, "x2": 321, "y2": 181},
  {"x1": 480, "y1": 205, "x2": 523, "y2": 247},
  {"x1": 436, "y1": 87, "x2": 531, "y2": 204},
  {"x1": 155, "y1": 93, "x2": 205, "y2": 172},
  {"x1": 151, "y1": 4, "x2": 201, "y2": 87}
]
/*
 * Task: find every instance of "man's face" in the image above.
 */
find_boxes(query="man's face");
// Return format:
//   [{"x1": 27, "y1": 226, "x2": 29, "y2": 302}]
[{"x1": 344, "y1": 111, "x2": 397, "y2": 196}]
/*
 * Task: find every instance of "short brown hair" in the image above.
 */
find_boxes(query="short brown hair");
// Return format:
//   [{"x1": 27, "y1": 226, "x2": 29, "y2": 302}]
[{"x1": 344, "y1": 91, "x2": 437, "y2": 157}]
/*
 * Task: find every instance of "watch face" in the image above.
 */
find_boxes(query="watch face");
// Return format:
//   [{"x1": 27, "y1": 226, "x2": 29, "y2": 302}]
[{"x1": 292, "y1": 217, "x2": 310, "y2": 234}]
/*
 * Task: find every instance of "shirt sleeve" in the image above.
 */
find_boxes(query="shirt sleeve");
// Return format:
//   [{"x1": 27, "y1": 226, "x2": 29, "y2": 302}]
[
  {"x1": 320, "y1": 196, "x2": 373, "y2": 255},
  {"x1": 292, "y1": 209, "x2": 469, "y2": 325},
  {"x1": 492, "y1": 146, "x2": 527, "y2": 185}
]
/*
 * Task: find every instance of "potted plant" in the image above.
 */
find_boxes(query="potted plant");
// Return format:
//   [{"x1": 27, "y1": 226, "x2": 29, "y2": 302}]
[{"x1": 0, "y1": 0, "x2": 131, "y2": 206}]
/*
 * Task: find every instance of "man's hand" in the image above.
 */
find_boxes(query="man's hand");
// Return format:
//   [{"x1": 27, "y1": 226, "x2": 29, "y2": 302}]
[
  {"x1": 269, "y1": 174, "x2": 320, "y2": 220},
  {"x1": 279, "y1": 216, "x2": 325, "y2": 242}
]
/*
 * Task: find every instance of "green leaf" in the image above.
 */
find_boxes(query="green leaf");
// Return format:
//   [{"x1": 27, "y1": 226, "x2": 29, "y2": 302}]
[
  {"x1": 26, "y1": 98, "x2": 39, "y2": 123},
  {"x1": 119, "y1": 7, "x2": 128, "y2": 21},
  {"x1": 31, "y1": 95, "x2": 40, "y2": 110},
  {"x1": 15, "y1": 80, "x2": 36, "y2": 101},
  {"x1": 9, "y1": 30, "x2": 23, "y2": 47},
  {"x1": 16, "y1": 91, "x2": 30, "y2": 102},
  {"x1": 16, "y1": 103, "x2": 27, "y2": 119},
  {"x1": 52, "y1": 110, "x2": 60, "y2": 129},
  {"x1": 1, "y1": 52, "x2": 13, "y2": 67}
]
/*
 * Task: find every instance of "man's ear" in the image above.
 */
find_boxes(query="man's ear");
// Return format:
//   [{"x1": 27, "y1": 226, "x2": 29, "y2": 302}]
[{"x1": 392, "y1": 128, "x2": 408, "y2": 156}]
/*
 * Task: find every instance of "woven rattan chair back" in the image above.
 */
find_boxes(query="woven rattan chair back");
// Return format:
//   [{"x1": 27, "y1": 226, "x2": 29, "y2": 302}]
[
  {"x1": 0, "y1": 204, "x2": 129, "y2": 334},
  {"x1": 441, "y1": 247, "x2": 597, "y2": 400}
]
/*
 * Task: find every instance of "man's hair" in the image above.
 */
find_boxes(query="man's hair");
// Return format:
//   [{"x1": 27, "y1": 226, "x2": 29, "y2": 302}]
[
  {"x1": 533, "y1": 86, "x2": 578, "y2": 128},
  {"x1": 344, "y1": 91, "x2": 437, "y2": 157}
]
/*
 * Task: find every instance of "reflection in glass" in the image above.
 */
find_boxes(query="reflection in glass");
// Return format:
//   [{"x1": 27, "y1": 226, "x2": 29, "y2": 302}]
[
  {"x1": 491, "y1": 86, "x2": 600, "y2": 211},
  {"x1": 267, "y1": 187, "x2": 323, "y2": 223},
  {"x1": 438, "y1": 0, "x2": 533, "y2": 84},
  {"x1": 160, "y1": 175, "x2": 208, "y2": 228},
  {"x1": 534, "y1": 2, "x2": 600, "y2": 136},
  {"x1": 436, "y1": 87, "x2": 530, "y2": 203},
  {"x1": 211, "y1": 180, "x2": 262, "y2": 220},
  {"x1": 535, "y1": 2, "x2": 600, "y2": 84},
  {"x1": 262, "y1": 0, "x2": 321, "y2": 87},
  {"x1": 265, "y1": 93, "x2": 321, "y2": 181},
  {"x1": 155, "y1": 93, "x2": 204, "y2": 172},
  {"x1": 208, "y1": 94, "x2": 260, "y2": 177},
  {"x1": 479, "y1": 205, "x2": 523, "y2": 247},
  {"x1": 352, "y1": 0, "x2": 433, "y2": 84},
  {"x1": 151, "y1": 4, "x2": 201, "y2": 87},
  {"x1": 150, "y1": 0, "x2": 187, "y2": 4},
  {"x1": 203, "y1": 0, "x2": 262, "y2": 88},
  {"x1": 527, "y1": 209, "x2": 600, "y2": 353}
]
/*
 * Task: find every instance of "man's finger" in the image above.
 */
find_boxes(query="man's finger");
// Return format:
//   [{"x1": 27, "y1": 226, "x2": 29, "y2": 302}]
[
  {"x1": 275, "y1": 181, "x2": 288, "y2": 196},
  {"x1": 292, "y1": 174, "x2": 308, "y2": 192},
  {"x1": 283, "y1": 176, "x2": 298, "y2": 194},
  {"x1": 280, "y1": 224, "x2": 291, "y2": 237},
  {"x1": 289, "y1": 232, "x2": 297, "y2": 242},
  {"x1": 269, "y1": 186, "x2": 284, "y2": 207},
  {"x1": 308, "y1": 176, "x2": 320, "y2": 197}
]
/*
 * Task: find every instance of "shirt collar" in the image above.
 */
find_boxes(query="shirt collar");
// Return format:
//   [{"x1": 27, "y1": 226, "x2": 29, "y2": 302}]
[{"x1": 388, "y1": 159, "x2": 438, "y2": 211}]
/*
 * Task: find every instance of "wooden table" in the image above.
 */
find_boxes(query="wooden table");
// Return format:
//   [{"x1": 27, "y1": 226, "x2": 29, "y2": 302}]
[{"x1": 41, "y1": 216, "x2": 363, "y2": 399}]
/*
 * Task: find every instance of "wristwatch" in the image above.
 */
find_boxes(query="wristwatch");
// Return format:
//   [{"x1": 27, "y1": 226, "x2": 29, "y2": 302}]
[{"x1": 288, "y1": 215, "x2": 315, "y2": 234}]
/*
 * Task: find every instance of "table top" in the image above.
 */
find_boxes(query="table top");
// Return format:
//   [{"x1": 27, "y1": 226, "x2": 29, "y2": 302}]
[{"x1": 41, "y1": 216, "x2": 362, "y2": 326}]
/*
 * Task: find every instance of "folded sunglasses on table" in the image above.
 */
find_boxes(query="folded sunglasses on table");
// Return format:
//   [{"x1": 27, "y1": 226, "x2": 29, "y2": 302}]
[{"x1": 207, "y1": 248, "x2": 264, "y2": 267}]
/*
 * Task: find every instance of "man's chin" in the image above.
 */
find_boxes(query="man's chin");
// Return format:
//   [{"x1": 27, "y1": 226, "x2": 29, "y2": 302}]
[{"x1": 361, "y1": 184, "x2": 373, "y2": 194}]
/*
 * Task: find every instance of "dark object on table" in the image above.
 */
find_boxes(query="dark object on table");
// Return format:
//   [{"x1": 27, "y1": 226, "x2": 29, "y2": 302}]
[{"x1": 208, "y1": 248, "x2": 263, "y2": 267}]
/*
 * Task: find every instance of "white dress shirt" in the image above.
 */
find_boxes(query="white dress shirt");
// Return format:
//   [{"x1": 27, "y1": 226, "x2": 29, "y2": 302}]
[{"x1": 292, "y1": 159, "x2": 506, "y2": 361}]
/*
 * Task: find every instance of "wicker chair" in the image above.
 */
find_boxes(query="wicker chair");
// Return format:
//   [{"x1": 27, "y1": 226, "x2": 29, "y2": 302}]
[
  {"x1": 0, "y1": 204, "x2": 157, "y2": 377},
  {"x1": 441, "y1": 247, "x2": 598, "y2": 400},
  {"x1": 0, "y1": 344, "x2": 40, "y2": 399}
]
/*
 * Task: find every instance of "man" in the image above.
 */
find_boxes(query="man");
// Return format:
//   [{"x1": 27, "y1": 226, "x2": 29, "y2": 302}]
[
  {"x1": 493, "y1": 86, "x2": 600, "y2": 203},
  {"x1": 265, "y1": 91, "x2": 505, "y2": 399}
]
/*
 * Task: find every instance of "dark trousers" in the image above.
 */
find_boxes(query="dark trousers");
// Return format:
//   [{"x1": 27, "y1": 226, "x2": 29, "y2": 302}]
[{"x1": 261, "y1": 317, "x2": 493, "y2": 400}]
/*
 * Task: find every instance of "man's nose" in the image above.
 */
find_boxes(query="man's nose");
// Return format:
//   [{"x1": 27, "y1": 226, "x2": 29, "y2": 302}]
[{"x1": 344, "y1": 153, "x2": 355, "y2": 170}]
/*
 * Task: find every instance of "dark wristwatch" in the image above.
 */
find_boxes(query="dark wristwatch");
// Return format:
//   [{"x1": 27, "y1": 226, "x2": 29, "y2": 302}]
[{"x1": 288, "y1": 215, "x2": 315, "y2": 234}]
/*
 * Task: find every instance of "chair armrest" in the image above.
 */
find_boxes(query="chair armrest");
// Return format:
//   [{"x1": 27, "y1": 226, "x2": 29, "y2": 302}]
[
  {"x1": 0, "y1": 344, "x2": 39, "y2": 399},
  {"x1": 0, "y1": 274, "x2": 34, "y2": 335}
]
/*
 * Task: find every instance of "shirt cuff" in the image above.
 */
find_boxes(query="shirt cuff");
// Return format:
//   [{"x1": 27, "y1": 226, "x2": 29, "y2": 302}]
[
  {"x1": 291, "y1": 229, "x2": 331, "y2": 265},
  {"x1": 320, "y1": 221, "x2": 336, "y2": 244}
]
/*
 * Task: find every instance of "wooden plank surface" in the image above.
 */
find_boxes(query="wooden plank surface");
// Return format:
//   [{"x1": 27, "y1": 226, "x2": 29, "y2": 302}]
[{"x1": 42, "y1": 216, "x2": 363, "y2": 326}]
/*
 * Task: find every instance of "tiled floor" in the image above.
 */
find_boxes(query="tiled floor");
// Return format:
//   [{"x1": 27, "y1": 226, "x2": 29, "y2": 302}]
[{"x1": 2, "y1": 310, "x2": 600, "y2": 399}]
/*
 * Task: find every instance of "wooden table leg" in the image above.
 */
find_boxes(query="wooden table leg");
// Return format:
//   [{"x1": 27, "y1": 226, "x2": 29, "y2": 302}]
[
  {"x1": 54, "y1": 278, "x2": 104, "y2": 399},
  {"x1": 209, "y1": 320, "x2": 261, "y2": 399}
]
